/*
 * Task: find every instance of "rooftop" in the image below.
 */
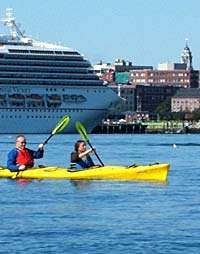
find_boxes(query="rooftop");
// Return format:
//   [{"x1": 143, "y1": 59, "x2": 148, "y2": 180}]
[{"x1": 174, "y1": 88, "x2": 200, "y2": 98}]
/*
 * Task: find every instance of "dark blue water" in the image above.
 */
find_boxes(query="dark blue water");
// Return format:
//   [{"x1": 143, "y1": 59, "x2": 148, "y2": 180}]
[{"x1": 0, "y1": 134, "x2": 200, "y2": 253}]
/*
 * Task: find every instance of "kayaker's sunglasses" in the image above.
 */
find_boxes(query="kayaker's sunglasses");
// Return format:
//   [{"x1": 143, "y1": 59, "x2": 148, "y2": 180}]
[{"x1": 17, "y1": 140, "x2": 26, "y2": 144}]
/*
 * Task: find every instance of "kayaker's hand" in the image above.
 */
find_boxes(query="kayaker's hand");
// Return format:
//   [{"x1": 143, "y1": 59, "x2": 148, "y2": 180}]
[
  {"x1": 38, "y1": 143, "x2": 44, "y2": 150},
  {"x1": 91, "y1": 147, "x2": 96, "y2": 154},
  {"x1": 19, "y1": 165, "x2": 26, "y2": 170}
]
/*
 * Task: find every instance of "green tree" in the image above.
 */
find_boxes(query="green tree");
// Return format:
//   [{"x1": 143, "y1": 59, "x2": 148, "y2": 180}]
[
  {"x1": 155, "y1": 99, "x2": 185, "y2": 120},
  {"x1": 155, "y1": 98, "x2": 171, "y2": 114},
  {"x1": 192, "y1": 108, "x2": 200, "y2": 121}
]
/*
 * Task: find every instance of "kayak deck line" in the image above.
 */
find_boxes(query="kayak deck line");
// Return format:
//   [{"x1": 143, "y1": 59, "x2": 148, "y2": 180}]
[{"x1": 0, "y1": 163, "x2": 170, "y2": 182}]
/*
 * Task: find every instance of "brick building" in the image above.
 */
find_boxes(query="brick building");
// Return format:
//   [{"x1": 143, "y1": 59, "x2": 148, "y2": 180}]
[
  {"x1": 172, "y1": 88, "x2": 200, "y2": 112},
  {"x1": 129, "y1": 68, "x2": 199, "y2": 88}
]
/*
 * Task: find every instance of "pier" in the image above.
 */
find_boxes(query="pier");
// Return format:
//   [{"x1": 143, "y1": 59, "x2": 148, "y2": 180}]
[
  {"x1": 92, "y1": 122, "x2": 147, "y2": 134},
  {"x1": 92, "y1": 120, "x2": 200, "y2": 134}
]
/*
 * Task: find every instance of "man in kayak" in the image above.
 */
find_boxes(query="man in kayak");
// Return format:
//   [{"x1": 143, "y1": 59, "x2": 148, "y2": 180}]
[
  {"x1": 7, "y1": 135, "x2": 44, "y2": 172},
  {"x1": 71, "y1": 140, "x2": 95, "y2": 169}
]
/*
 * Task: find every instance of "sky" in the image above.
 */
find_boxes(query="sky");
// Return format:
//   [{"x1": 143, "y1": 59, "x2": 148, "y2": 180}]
[{"x1": 0, "y1": 0, "x2": 200, "y2": 68}]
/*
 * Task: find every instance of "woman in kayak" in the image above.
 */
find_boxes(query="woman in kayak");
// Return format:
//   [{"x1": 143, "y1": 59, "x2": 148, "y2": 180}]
[
  {"x1": 7, "y1": 135, "x2": 44, "y2": 172},
  {"x1": 71, "y1": 140, "x2": 95, "y2": 169}
]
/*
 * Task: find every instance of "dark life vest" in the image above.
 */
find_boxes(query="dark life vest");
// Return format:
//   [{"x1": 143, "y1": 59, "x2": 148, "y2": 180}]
[{"x1": 16, "y1": 148, "x2": 34, "y2": 167}]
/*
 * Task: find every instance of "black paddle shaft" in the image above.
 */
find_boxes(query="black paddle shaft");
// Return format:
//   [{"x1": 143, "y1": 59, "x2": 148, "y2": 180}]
[
  {"x1": 87, "y1": 140, "x2": 104, "y2": 166},
  {"x1": 43, "y1": 133, "x2": 54, "y2": 146}
]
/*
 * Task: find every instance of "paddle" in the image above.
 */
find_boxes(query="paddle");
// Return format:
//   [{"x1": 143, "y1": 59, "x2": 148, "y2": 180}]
[
  {"x1": 75, "y1": 121, "x2": 104, "y2": 166},
  {"x1": 43, "y1": 115, "x2": 70, "y2": 145}
]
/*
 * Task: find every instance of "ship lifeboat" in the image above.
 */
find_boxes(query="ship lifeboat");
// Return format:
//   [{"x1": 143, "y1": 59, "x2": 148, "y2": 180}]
[
  {"x1": 63, "y1": 94, "x2": 86, "y2": 103},
  {"x1": 26, "y1": 94, "x2": 45, "y2": 107},
  {"x1": 47, "y1": 94, "x2": 61, "y2": 104},
  {"x1": 26, "y1": 94, "x2": 44, "y2": 102},
  {"x1": 0, "y1": 94, "x2": 6, "y2": 106},
  {"x1": 9, "y1": 94, "x2": 25, "y2": 106},
  {"x1": 0, "y1": 94, "x2": 6, "y2": 101}
]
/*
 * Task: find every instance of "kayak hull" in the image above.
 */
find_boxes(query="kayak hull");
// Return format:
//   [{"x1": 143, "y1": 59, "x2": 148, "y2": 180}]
[{"x1": 0, "y1": 163, "x2": 170, "y2": 182}]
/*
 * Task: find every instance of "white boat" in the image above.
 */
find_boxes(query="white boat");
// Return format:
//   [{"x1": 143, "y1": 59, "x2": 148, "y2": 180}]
[{"x1": 0, "y1": 9, "x2": 120, "y2": 133}]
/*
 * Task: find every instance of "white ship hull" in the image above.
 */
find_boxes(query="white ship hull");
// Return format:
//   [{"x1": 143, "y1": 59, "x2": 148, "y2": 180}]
[
  {"x1": 0, "y1": 85, "x2": 119, "y2": 133},
  {"x1": 0, "y1": 109, "x2": 106, "y2": 133}
]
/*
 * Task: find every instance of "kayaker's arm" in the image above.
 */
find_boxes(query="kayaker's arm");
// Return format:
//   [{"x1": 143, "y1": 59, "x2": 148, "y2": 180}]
[
  {"x1": 7, "y1": 149, "x2": 20, "y2": 172},
  {"x1": 78, "y1": 148, "x2": 93, "y2": 159},
  {"x1": 30, "y1": 146, "x2": 44, "y2": 159}
]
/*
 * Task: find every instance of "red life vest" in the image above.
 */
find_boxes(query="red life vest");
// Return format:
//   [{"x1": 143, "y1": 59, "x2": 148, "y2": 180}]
[{"x1": 16, "y1": 148, "x2": 34, "y2": 167}]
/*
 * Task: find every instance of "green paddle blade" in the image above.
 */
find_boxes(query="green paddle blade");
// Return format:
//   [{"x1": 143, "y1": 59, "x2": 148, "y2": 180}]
[
  {"x1": 52, "y1": 115, "x2": 70, "y2": 135},
  {"x1": 75, "y1": 121, "x2": 89, "y2": 141}
]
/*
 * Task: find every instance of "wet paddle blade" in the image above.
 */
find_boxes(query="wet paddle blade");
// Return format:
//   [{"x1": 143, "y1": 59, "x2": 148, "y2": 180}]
[
  {"x1": 52, "y1": 115, "x2": 70, "y2": 135},
  {"x1": 75, "y1": 121, "x2": 89, "y2": 141},
  {"x1": 43, "y1": 115, "x2": 70, "y2": 145}
]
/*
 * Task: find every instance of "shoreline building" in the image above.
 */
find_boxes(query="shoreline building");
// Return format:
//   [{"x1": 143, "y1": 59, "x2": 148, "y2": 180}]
[
  {"x1": 129, "y1": 62, "x2": 199, "y2": 88},
  {"x1": 172, "y1": 88, "x2": 200, "y2": 113},
  {"x1": 93, "y1": 41, "x2": 199, "y2": 119}
]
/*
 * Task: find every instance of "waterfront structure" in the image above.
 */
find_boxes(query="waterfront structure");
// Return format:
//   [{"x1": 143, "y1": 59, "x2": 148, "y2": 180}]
[
  {"x1": 109, "y1": 84, "x2": 135, "y2": 114},
  {"x1": 135, "y1": 84, "x2": 180, "y2": 114},
  {"x1": 157, "y1": 62, "x2": 187, "y2": 70},
  {"x1": 0, "y1": 9, "x2": 120, "y2": 133},
  {"x1": 100, "y1": 69, "x2": 115, "y2": 83},
  {"x1": 171, "y1": 88, "x2": 200, "y2": 112},
  {"x1": 94, "y1": 59, "x2": 153, "y2": 83},
  {"x1": 129, "y1": 68, "x2": 198, "y2": 88},
  {"x1": 114, "y1": 59, "x2": 153, "y2": 72},
  {"x1": 108, "y1": 83, "x2": 180, "y2": 117},
  {"x1": 93, "y1": 61, "x2": 114, "y2": 77}
]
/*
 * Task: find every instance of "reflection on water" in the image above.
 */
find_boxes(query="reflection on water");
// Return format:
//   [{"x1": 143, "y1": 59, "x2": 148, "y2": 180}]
[{"x1": 70, "y1": 180, "x2": 92, "y2": 190}]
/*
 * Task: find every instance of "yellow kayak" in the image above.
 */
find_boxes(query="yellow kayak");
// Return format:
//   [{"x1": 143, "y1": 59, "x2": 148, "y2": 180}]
[{"x1": 0, "y1": 163, "x2": 170, "y2": 182}]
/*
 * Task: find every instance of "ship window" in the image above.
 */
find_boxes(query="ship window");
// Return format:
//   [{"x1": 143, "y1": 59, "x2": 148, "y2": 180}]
[
  {"x1": 9, "y1": 49, "x2": 29, "y2": 54},
  {"x1": 55, "y1": 51, "x2": 63, "y2": 54}
]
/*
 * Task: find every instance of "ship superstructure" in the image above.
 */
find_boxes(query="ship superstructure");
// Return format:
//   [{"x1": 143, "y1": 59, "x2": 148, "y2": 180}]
[{"x1": 0, "y1": 9, "x2": 120, "y2": 133}]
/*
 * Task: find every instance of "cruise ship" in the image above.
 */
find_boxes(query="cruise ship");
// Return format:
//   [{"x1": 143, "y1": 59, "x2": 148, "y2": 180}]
[{"x1": 0, "y1": 9, "x2": 120, "y2": 133}]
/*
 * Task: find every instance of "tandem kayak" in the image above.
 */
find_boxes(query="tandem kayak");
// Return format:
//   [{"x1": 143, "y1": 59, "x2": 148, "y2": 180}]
[{"x1": 0, "y1": 163, "x2": 170, "y2": 182}]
